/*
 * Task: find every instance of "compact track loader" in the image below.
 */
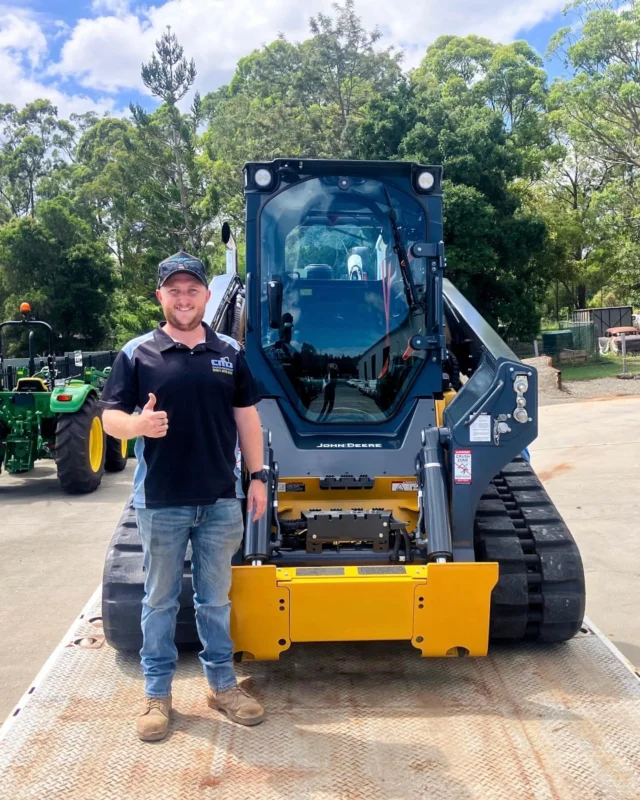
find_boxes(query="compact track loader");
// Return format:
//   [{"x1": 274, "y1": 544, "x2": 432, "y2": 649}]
[{"x1": 103, "y1": 159, "x2": 585, "y2": 658}]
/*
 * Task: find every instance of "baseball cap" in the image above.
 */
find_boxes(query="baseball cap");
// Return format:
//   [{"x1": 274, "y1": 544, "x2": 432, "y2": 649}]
[{"x1": 157, "y1": 250, "x2": 208, "y2": 288}]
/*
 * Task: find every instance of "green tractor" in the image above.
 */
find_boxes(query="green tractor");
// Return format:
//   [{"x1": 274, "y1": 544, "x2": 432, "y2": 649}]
[{"x1": 0, "y1": 304, "x2": 128, "y2": 493}]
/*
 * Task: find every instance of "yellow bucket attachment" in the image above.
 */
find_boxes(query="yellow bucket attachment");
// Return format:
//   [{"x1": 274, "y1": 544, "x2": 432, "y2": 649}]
[{"x1": 230, "y1": 562, "x2": 498, "y2": 660}]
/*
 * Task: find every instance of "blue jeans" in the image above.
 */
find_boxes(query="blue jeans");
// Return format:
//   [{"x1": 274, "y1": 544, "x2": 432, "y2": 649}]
[{"x1": 136, "y1": 499, "x2": 244, "y2": 698}]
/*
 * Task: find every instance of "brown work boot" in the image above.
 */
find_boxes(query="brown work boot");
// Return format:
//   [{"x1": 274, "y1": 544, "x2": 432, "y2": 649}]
[
  {"x1": 136, "y1": 695, "x2": 172, "y2": 741},
  {"x1": 207, "y1": 684, "x2": 264, "y2": 726}
]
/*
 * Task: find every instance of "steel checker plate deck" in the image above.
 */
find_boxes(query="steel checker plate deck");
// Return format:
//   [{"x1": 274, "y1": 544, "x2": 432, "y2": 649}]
[{"x1": 1, "y1": 594, "x2": 639, "y2": 800}]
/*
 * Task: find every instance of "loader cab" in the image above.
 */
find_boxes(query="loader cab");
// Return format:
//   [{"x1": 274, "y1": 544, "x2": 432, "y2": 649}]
[{"x1": 244, "y1": 160, "x2": 446, "y2": 429}]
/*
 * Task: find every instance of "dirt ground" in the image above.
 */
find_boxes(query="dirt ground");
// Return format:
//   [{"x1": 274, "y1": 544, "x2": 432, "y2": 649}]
[{"x1": 523, "y1": 356, "x2": 640, "y2": 405}]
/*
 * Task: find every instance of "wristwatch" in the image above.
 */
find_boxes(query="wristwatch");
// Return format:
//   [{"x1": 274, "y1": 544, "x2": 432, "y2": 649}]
[{"x1": 249, "y1": 469, "x2": 269, "y2": 483}]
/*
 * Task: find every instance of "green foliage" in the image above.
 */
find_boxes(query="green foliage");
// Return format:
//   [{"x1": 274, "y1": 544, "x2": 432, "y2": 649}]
[
  {"x1": 549, "y1": 1, "x2": 640, "y2": 170},
  {"x1": 357, "y1": 35, "x2": 553, "y2": 337},
  {"x1": 203, "y1": 0, "x2": 402, "y2": 166},
  {"x1": 0, "y1": 100, "x2": 74, "y2": 218},
  {"x1": 0, "y1": 197, "x2": 114, "y2": 351}
]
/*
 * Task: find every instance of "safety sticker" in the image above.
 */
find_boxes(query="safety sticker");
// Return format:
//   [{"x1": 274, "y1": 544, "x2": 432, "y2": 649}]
[
  {"x1": 392, "y1": 481, "x2": 418, "y2": 492},
  {"x1": 277, "y1": 482, "x2": 306, "y2": 493},
  {"x1": 454, "y1": 450, "x2": 472, "y2": 484},
  {"x1": 469, "y1": 413, "x2": 491, "y2": 442}
]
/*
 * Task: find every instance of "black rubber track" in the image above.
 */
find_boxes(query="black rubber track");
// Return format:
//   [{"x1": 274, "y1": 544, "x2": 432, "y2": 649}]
[
  {"x1": 475, "y1": 456, "x2": 586, "y2": 643},
  {"x1": 105, "y1": 435, "x2": 128, "y2": 472},
  {"x1": 55, "y1": 394, "x2": 105, "y2": 494},
  {"x1": 102, "y1": 498, "x2": 199, "y2": 651}
]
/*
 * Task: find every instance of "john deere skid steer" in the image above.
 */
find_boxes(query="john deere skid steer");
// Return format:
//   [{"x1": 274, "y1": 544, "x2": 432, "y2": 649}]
[
  {"x1": 0, "y1": 306, "x2": 128, "y2": 493},
  {"x1": 103, "y1": 159, "x2": 585, "y2": 657}
]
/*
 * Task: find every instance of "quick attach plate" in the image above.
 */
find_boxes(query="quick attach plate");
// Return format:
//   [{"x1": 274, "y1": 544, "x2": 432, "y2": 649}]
[{"x1": 302, "y1": 509, "x2": 391, "y2": 554}]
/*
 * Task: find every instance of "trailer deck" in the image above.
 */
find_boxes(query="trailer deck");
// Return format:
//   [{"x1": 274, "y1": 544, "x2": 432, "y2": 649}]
[{"x1": 0, "y1": 589, "x2": 639, "y2": 800}]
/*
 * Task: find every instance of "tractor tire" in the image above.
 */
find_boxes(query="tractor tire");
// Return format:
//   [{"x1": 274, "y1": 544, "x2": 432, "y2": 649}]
[
  {"x1": 474, "y1": 456, "x2": 586, "y2": 643},
  {"x1": 105, "y1": 435, "x2": 128, "y2": 472},
  {"x1": 102, "y1": 497, "x2": 199, "y2": 652},
  {"x1": 55, "y1": 394, "x2": 106, "y2": 494}
]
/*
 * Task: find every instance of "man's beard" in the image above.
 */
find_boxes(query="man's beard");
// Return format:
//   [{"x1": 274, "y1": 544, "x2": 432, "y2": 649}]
[{"x1": 165, "y1": 307, "x2": 205, "y2": 331}]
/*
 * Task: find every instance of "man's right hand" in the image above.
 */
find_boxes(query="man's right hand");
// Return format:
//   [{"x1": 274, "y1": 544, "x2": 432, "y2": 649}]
[{"x1": 137, "y1": 393, "x2": 169, "y2": 438}]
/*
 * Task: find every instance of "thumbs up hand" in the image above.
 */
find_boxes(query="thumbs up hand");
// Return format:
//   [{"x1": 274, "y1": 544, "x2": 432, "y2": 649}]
[{"x1": 138, "y1": 393, "x2": 169, "y2": 438}]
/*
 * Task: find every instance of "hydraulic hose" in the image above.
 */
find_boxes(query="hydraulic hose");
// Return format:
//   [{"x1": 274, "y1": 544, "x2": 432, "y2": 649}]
[{"x1": 417, "y1": 427, "x2": 453, "y2": 562}]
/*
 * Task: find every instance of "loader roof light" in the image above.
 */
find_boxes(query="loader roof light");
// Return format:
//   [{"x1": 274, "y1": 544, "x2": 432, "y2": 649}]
[
  {"x1": 20, "y1": 302, "x2": 31, "y2": 314},
  {"x1": 416, "y1": 171, "x2": 435, "y2": 191},
  {"x1": 254, "y1": 168, "x2": 273, "y2": 188}
]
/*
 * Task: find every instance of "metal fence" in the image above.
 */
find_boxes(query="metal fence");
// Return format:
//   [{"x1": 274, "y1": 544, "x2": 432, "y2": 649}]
[
  {"x1": 509, "y1": 320, "x2": 601, "y2": 364},
  {"x1": 541, "y1": 321, "x2": 600, "y2": 366},
  {"x1": 572, "y1": 306, "x2": 633, "y2": 338},
  {"x1": 507, "y1": 338, "x2": 538, "y2": 360},
  {"x1": 0, "y1": 350, "x2": 117, "y2": 391}
]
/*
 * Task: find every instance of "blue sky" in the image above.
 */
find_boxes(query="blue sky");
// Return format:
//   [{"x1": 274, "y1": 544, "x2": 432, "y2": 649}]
[{"x1": 0, "y1": 0, "x2": 578, "y2": 119}]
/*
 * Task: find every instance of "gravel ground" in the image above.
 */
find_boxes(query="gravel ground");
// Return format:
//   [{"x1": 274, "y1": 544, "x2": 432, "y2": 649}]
[{"x1": 522, "y1": 356, "x2": 640, "y2": 406}]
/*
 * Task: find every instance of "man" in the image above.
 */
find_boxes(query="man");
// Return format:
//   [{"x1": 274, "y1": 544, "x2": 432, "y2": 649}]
[
  {"x1": 318, "y1": 364, "x2": 338, "y2": 421},
  {"x1": 101, "y1": 249, "x2": 267, "y2": 741}
]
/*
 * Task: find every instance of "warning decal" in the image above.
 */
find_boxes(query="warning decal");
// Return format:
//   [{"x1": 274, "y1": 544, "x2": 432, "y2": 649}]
[
  {"x1": 454, "y1": 450, "x2": 472, "y2": 484},
  {"x1": 277, "y1": 482, "x2": 306, "y2": 493},
  {"x1": 392, "y1": 481, "x2": 418, "y2": 492},
  {"x1": 469, "y1": 413, "x2": 491, "y2": 442}
]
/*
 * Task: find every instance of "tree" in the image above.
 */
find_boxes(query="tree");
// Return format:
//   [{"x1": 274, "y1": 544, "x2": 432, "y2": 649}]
[
  {"x1": 414, "y1": 36, "x2": 553, "y2": 177},
  {"x1": 546, "y1": 0, "x2": 640, "y2": 308},
  {"x1": 0, "y1": 197, "x2": 114, "y2": 350},
  {"x1": 134, "y1": 26, "x2": 203, "y2": 252},
  {"x1": 305, "y1": 0, "x2": 402, "y2": 154},
  {"x1": 0, "y1": 100, "x2": 74, "y2": 218},
  {"x1": 358, "y1": 35, "x2": 552, "y2": 337},
  {"x1": 202, "y1": 0, "x2": 403, "y2": 166},
  {"x1": 531, "y1": 125, "x2": 612, "y2": 311},
  {"x1": 549, "y1": 0, "x2": 640, "y2": 171}
]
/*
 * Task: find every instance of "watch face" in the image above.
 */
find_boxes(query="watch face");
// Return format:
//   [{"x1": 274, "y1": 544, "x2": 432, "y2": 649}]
[{"x1": 252, "y1": 470, "x2": 269, "y2": 482}]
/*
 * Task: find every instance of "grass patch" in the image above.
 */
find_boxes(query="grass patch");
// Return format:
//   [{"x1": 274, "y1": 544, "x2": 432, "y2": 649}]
[{"x1": 560, "y1": 357, "x2": 640, "y2": 381}]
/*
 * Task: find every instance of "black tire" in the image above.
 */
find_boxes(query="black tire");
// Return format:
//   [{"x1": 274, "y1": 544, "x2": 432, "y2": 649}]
[
  {"x1": 55, "y1": 394, "x2": 106, "y2": 494},
  {"x1": 105, "y1": 435, "x2": 128, "y2": 472},
  {"x1": 475, "y1": 456, "x2": 586, "y2": 643}
]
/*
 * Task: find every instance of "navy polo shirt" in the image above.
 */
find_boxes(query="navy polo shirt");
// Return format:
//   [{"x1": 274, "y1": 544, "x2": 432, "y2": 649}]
[{"x1": 100, "y1": 322, "x2": 259, "y2": 509}]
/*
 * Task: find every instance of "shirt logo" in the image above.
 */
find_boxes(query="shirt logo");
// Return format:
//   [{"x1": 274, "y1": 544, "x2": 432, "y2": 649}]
[{"x1": 211, "y1": 356, "x2": 234, "y2": 375}]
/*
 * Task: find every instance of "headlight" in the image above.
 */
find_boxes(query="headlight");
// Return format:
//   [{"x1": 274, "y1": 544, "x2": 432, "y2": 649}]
[
  {"x1": 254, "y1": 168, "x2": 273, "y2": 188},
  {"x1": 416, "y1": 171, "x2": 435, "y2": 191}
]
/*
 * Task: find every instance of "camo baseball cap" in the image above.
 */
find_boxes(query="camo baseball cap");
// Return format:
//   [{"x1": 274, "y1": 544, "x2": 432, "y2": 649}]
[{"x1": 157, "y1": 250, "x2": 208, "y2": 288}]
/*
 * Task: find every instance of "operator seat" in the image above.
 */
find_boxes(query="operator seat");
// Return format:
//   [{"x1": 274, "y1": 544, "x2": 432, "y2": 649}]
[
  {"x1": 15, "y1": 377, "x2": 49, "y2": 392},
  {"x1": 305, "y1": 265, "x2": 333, "y2": 280}
]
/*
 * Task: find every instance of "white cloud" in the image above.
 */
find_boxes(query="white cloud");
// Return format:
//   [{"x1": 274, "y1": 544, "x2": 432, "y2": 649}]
[
  {"x1": 91, "y1": 0, "x2": 132, "y2": 17},
  {"x1": 0, "y1": 9, "x2": 48, "y2": 68},
  {"x1": 52, "y1": 13, "x2": 152, "y2": 93},
  {"x1": 0, "y1": 9, "x2": 118, "y2": 118},
  {"x1": 53, "y1": 0, "x2": 567, "y2": 100}
]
